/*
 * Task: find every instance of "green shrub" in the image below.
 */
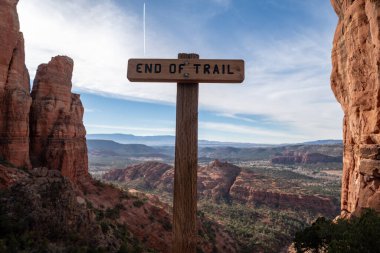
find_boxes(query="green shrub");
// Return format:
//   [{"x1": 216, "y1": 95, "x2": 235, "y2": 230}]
[
  {"x1": 105, "y1": 207, "x2": 120, "y2": 219},
  {"x1": 93, "y1": 180, "x2": 105, "y2": 188},
  {"x1": 119, "y1": 192, "x2": 130, "y2": 200},
  {"x1": 133, "y1": 200, "x2": 144, "y2": 208},
  {"x1": 0, "y1": 157, "x2": 15, "y2": 168},
  {"x1": 86, "y1": 201, "x2": 93, "y2": 209},
  {"x1": 100, "y1": 222, "x2": 109, "y2": 234},
  {"x1": 161, "y1": 219, "x2": 172, "y2": 231},
  {"x1": 294, "y1": 209, "x2": 380, "y2": 253}
]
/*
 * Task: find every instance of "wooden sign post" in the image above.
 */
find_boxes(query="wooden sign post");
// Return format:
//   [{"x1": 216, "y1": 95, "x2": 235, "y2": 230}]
[{"x1": 127, "y1": 53, "x2": 244, "y2": 253}]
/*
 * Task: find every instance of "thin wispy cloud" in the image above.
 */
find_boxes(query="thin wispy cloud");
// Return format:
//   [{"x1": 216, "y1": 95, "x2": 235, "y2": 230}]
[
  {"x1": 18, "y1": 0, "x2": 178, "y2": 102},
  {"x1": 86, "y1": 124, "x2": 175, "y2": 135},
  {"x1": 210, "y1": 0, "x2": 231, "y2": 8},
  {"x1": 200, "y1": 121, "x2": 306, "y2": 143}
]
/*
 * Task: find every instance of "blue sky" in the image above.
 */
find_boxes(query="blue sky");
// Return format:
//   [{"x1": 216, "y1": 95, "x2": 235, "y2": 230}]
[{"x1": 18, "y1": 0, "x2": 341, "y2": 144}]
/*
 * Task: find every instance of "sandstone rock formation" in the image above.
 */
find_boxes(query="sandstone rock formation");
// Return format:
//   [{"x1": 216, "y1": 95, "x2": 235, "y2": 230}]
[
  {"x1": 0, "y1": 0, "x2": 32, "y2": 168},
  {"x1": 198, "y1": 160, "x2": 241, "y2": 201},
  {"x1": 103, "y1": 160, "x2": 339, "y2": 215},
  {"x1": 330, "y1": 0, "x2": 380, "y2": 217},
  {"x1": 103, "y1": 161, "x2": 173, "y2": 188},
  {"x1": 229, "y1": 170, "x2": 338, "y2": 214},
  {"x1": 0, "y1": 0, "x2": 88, "y2": 182},
  {"x1": 271, "y1": 151, "x2": 342, "y2": 165},
  {"x1": 30, "y1": 56, "x2": 89, "y2": 182}
]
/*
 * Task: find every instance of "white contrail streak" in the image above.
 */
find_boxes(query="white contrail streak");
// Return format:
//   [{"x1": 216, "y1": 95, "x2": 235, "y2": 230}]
[{"x1": 143, "y1": 2, "x2": 146, "y2": 55}]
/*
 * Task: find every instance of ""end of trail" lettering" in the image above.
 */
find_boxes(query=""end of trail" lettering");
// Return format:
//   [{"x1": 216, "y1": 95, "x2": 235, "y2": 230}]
[{"x1": 128, "y1": 58, "x2": 245, "y2": 83}]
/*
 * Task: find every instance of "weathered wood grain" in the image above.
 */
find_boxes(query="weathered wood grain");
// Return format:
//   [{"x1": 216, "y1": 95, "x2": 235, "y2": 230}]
[{"x1": 172, "y1": 53, "x2": 199, "y2": 253}]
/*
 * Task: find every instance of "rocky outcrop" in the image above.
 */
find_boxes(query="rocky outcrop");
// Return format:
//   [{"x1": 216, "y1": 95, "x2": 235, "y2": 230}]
[
  {"x1": 229, "y1": 170, "x2": 339, "y2": 214},
  {"x1": 198, "y1": 160, "x2": 241, "y2": 201},
  {"x1": 30, "y1": 56, "x2": 89, "y2": 182},
  {"x1": 330, "y1": 0, "x2": 380, "y2": 217},
  {"x1": 103, "y1": 161, "x2": 172, "y2": 189},
  {"x1": 0, "y1": 0, "x2": 32, "y2": 168},
  {"x1": 0, "y1": 164, "x2": 29, "y2": 189},
  {"x1": 271, "y1": 152, "x2": 342, "y2": 165},
  {"x1": 103, "y1": 161, "x2": 242, "y2": 201}
]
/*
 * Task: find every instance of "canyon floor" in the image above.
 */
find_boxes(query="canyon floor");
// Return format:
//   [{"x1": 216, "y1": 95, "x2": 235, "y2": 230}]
[{"x1": 89, "y1": 139, "x2": 342, "y2": 252}]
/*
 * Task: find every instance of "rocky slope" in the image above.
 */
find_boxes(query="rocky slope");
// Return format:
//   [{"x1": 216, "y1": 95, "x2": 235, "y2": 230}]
[
  {"x1": 30, "y1": 56, "x2": 88, "y2": 182},
  {"x1": 330, "y1": 0, "x2": 380, "y2": 217},
  {"x1": 103, "y1": 160, "x2": 339, "y2": 215},
  {"x1": 0, "y1": 0, "x2": 32, "y2": 169},
  {"x1": 0, "y1": 163, "x2": 240, "y2": 252},
  {"x1": 0, "y1": 167, "x2": 121, "y2": 252}
]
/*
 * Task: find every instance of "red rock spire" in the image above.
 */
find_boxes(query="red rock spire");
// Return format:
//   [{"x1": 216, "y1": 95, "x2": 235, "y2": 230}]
[{"x1": 30, "y1": 56, "x2": 89, "y2": 182}]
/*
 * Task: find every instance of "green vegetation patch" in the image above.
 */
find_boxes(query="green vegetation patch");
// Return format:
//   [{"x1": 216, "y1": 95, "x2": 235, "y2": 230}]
[
  {"x1": 133, "y1": 199, "x2": 145, "y2": 208},
  {"x1": 199, "y1": 201, "x2": 311, "y2": 253},
  {"x1": 294, "y1": 209, "x2": 380, "y2": 253}
]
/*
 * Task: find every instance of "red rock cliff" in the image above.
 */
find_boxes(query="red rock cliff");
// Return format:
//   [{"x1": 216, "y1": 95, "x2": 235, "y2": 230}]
[
  {"x1": 30, "y1": 56, "x2": 89, "y2": 182},
  {"x1": 331, "y1": 0, "x2": 380, "y2": 217},
  {"x1": 0, "y1": 0, "x2": 32, "y2": 168}
]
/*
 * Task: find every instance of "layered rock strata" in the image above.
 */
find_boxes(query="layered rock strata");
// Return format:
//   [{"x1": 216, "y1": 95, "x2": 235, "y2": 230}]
[
  {"x1": 0, "y1": 0, "x2": 32, "y2": 168},
  {"x1": 330, "y1": 0, "x2": 380, "y2": 216},
  {"x1": 229, "y1": 170, "x2": 338, "y2": 214},
  {"x1": 29, "y1": 56, "x2": 89, "y2": 182}
]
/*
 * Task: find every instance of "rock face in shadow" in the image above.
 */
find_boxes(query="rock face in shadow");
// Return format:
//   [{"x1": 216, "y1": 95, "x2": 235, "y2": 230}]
[
  {"x1": 331, "y1": 0, "x2": 380, "y2": 217},
  {"x1": 30, "y1": 56, "x2": 89, "y2": 182},
  {"x1": 0, "y1": 0, "x2": 32, "y2": 168}
]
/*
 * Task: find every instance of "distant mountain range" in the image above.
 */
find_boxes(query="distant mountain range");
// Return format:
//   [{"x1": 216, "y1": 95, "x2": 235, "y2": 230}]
[
  {"x1": 86, "y1": 133, "x2": 342, "y2": 147},
  {"x1": 301, "y1": 140, "x2": 343, "y2": 145}
]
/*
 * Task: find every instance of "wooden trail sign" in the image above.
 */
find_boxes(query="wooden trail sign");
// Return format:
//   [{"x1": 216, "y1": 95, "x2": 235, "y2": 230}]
[
  {"x1": 127, "y1": 54, "x2": 244, "y2": 253},
  {"x1": 127, "y1": 58, "x2": 244, "y2": 83}
]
